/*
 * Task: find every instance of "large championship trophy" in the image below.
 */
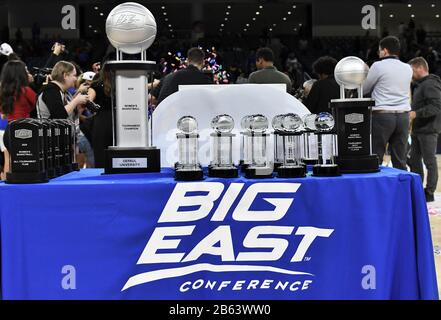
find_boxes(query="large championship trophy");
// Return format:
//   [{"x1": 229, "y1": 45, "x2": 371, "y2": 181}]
[
  {"x1": 330, "y1": 56, "x2": 379, "y2": 173},
  {"x1": 103, "y1": 2, "x2": 160, "y2": 174}
]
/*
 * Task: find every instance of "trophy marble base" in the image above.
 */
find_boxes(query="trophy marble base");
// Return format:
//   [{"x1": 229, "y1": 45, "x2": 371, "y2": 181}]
[
  {"x1": 244, "y1": 166, "x2": 274, "y2": 179},
  {"x1": 104, "y1": 147, "x2": 160, "y2": 174},
  {"x1": 208, "y1": 165, "x2": 238, "y2": 178},
  {"x1": 312, "y1": 164, "x2": 341, "y2": 177},
  {"x1": 336, "y1": 155, "x2": 379, "y2": 173},
  {"x1": 278, "y1": 165, "x2": 306, "y2": 178},
  {"x1": 175, "y1": 167, "x2": 204, "y2": 181},
  {"x1": 6, "y1": 171, "x2": 49, "y2": 184}
]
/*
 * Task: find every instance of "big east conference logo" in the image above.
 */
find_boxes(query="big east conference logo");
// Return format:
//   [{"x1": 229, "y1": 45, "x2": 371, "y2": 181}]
[{"x1": 122, "y1": 183, "x2": 334, "y2": 293}]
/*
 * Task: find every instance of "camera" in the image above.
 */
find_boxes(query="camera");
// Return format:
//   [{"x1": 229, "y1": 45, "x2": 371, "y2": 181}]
[
  {"x1": 81, "y1": 91, "x2": 101, "y2": 113},
  {"x1": 32, "y1": 67, "x2": 52, "y2": 82},
  {"x1": 31, "y1": 67, "x2": 52, "y2": 91}
]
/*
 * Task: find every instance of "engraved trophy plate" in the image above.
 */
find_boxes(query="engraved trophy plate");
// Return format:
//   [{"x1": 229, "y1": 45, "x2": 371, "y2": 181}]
[
  {"x1": 114, "y1": 70, "x2": 149, "y2": 148},
  {"x1": 6, "y1": 119, "x2": 49, "y2": 184}
]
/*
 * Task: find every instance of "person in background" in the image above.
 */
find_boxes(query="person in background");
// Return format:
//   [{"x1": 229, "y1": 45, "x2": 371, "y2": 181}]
[
  {"x1": 157, "y1": 47, "x2": 214, "y2": 105},
  {"x1": 74, "y1": 71, "x2": 96, "y2": 168},
  {"x1": 363, "y1": 36, "x2": 413, "y2": 170},
  {"x1": 45, "y1": 42, "x2": 68, "y2": 69},
  {"x1": 304, "y1": 56, "x2": 340, "y2": 113},
  {"x1": 36, "y1": 60, "x2": 89, "y2": 120},
  {"x1": 35, "y1": 61, "x2": 90, "y2": 173},
  {"x1": 408, "y1": 57, "x2": 441, "y2": 202},
  {"x1": 87, "y1": 66, "x2": 112, "y2": 168},
  {"x1": 0, "y1": 43, "x2": 38, "y2": 94},
  {"x1": 0, "y1": 60, "x2": 37, "y2": 180},
  {"x1": 248, "y1": 47, "x2": 292, "y2": 93}
]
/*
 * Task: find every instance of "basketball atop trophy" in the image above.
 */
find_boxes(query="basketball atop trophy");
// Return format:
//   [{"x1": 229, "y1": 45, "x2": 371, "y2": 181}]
[
  {"x1": 105, "y1": 2, "x2": 157, "y2": 54},
  {"x1": 334, "y1": 56, "x2": 369, "y2": 90}
]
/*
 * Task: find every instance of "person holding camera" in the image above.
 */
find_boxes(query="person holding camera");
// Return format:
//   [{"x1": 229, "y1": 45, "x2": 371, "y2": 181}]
[
  {"x1": 36, "y1": 60, "x2": 89, "y2": 120},
  {"x1": 35, "y1": 61, "x2": 90, "y2": 171}
]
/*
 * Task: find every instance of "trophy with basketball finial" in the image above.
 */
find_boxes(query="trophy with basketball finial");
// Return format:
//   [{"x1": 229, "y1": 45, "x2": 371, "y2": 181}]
[
  {"x1": 331, "y1": 56, "x2": 379, "y2": 173},
  {"x1": 104, "y1": 2, "x2": 160, "y2": 174}
]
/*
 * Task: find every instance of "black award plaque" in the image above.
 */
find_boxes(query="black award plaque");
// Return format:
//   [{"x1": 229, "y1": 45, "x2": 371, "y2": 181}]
[{"x1": 6, "y1": 119, "x2": 48, "y2": 184}]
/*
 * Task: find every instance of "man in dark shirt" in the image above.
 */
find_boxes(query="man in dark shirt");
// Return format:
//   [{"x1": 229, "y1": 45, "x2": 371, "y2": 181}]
[
  {"x1": 248, "y1": 47, "x2": 292, "y2": 93},
  {"x1": 304, "y1": 56, "x2": 340, "y2": 114},
  {"x1": 408, "y1": 57, "x2": 441, "y2": 202},
  {"x1": 157, "y1": 47, "x2": 213, "y2": 105}
]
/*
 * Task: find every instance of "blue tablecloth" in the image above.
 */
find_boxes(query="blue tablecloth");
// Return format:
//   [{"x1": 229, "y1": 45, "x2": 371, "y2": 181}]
[{"x1": 0, "y1": 167, "x2": 438, "y2": 300}]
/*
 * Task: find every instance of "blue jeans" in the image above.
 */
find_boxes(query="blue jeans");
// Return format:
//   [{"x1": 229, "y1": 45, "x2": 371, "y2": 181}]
[{"x1": 77, "y1": 134, "x2": 95, "y2": 168}]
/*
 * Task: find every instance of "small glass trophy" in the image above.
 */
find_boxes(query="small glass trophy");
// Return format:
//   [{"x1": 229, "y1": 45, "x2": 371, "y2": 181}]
[
  {"x1": 302, "y1": 113, "x2": 319, "y2": 165},
  {"x1": 272, "y1": 114, "x2": 285, "y2": 172},
  {"x1": 243, "y1": 114, "x2": 273, "y2": 179},
  {"x1": 312, "y1": 112, "x2": 341, "y2": 177},
  {"x1": 174, "y1": 116, "x2": 204, "y2": 181},
  {"x1": 208, "y1": 114, "x2": 238, "y2": 178},
  {"x1": 277, "y1": 113, "x2": 306, "y2": 178},
  {"x1": 239, "y1": 115, "x2": 253, "y2": 171}
]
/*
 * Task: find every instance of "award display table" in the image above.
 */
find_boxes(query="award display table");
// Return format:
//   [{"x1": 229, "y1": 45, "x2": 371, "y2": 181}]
[{"x1": 0, "y1": 168, "x2": 438, "y2": 300}]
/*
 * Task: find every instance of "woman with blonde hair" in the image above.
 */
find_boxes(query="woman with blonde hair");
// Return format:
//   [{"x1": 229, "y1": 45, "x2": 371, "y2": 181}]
[{"x1": 36, "y1": 60, "x2": 89, "y2": 120}]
